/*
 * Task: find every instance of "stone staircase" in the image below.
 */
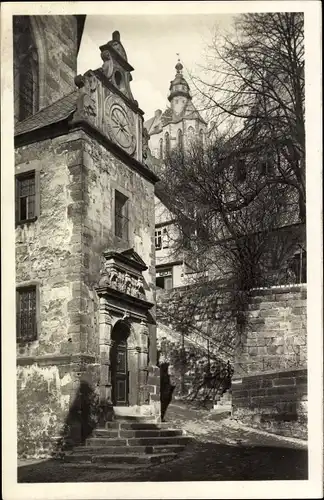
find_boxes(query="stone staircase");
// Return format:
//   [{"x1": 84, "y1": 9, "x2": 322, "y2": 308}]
[{"x1": 62, "y1": 416, "x2": 190, "y2": 469}]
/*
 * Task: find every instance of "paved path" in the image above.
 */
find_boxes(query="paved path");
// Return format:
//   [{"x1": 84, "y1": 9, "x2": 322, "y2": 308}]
[{"x1": 18, "y1": 403, "x2": 308, "y2": 483}]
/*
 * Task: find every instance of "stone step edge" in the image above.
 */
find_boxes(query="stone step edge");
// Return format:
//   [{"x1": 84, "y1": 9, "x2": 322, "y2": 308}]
[
  {"x1": 67, "y1": 445, "x2": 185, "y2": 455},
  {"x1": 64, "y1": 452, "x2": 178, "y2": 463},
  {"x1": 93, "y1": 429, "x2": 185, "y2": 436},
  {"x1": 61, "y1": 462, "x2": 145, "y2": 470}
]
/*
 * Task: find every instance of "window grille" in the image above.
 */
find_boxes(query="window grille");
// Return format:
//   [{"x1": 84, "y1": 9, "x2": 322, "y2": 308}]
[
  {"x1": 115, "y1": 190, "x2": 129, "y2": 240},
  {"x1": 16, "y1": 172, "x2": 36, "y2": 223},
  {"x1": 16, "y1": 286, "x2": 37, "y2": 342}
]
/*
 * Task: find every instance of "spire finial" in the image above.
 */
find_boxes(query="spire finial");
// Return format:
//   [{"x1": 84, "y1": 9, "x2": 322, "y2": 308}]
[{"x1": 175, "y1": 53, "x2": 183, "y2": 74}]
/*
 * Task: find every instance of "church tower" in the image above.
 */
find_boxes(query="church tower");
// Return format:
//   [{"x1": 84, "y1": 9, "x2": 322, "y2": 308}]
[
  {"x1": 145, "y1": 59, "x2": 208, "y2": 290},
  {"x1": 145, "y1": 59, "x2": 207, "y2": 161},
  {"x1": 15, "y1": 19, "x2": 160, "y2": 458}
]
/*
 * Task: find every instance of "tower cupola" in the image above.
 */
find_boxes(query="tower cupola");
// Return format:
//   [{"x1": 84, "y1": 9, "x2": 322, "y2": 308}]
[{"x1": 168, "y1": 58, "x2": 191, "y2": 103}]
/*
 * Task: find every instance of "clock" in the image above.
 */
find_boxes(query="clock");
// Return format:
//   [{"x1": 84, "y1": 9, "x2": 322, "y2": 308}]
[{"x1": 107, "y1": 102, "x2": 136, "y2": 155}]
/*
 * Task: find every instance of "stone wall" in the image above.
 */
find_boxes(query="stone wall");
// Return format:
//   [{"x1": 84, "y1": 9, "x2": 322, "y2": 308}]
[
  {"x1": 15, "y1": 132, "x2": 99, "y2": 457},
  {"x1": 232, "y1": 285, "x2": 307, "y2": 438},
  {"x1": 156, "y1": 284, "x2": 307, "y2": 434},
  {"x1": 15, "y1": 128, "x2": 159, "y2": 457},
  {"x1": 235, "y1": 285, "x2": 307, "y2": 376},
  {"x1": 31, "y1": 15, "x2": 79, "y2": 109},
  {"x1": 232, "y1": 368, "x2": 307, "y2": 439},
  {"x1": 15, "y1": 132, "x2": 84, "y2": 359}
]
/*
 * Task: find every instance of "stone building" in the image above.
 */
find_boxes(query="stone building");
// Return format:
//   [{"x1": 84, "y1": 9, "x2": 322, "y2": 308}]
[
  {"x1": 145, "y1": 60, "x2": 207, "y2": 289},
  {"x1": 14, "y1": 15, "x2": 161, "y2": 456}
]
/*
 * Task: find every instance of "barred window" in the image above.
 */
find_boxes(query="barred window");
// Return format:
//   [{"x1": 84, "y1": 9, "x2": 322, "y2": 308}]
[
  {"x1": 16, "y1": 172, "x2": 36, "y2": 223},
  {"x1": 16, "y1": 286, "x2": 37, "y2": 342},
  {"x1": 115, "y1": 190, "x2": 129, "y2": 240}
]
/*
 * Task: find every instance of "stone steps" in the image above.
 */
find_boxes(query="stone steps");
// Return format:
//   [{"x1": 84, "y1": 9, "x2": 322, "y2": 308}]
[
  {"x1": 92, "y1": 428, "x2": 183, "y2": 439},
  {"x1": 61, "y1": 418, "x2": 190, "y2": 469},
  {"x1": 74, "y1": 444, "x2": 185, "y2": 455},
  {"x1": 64, "y1": 452, "x2": 177, "y2": 465}
]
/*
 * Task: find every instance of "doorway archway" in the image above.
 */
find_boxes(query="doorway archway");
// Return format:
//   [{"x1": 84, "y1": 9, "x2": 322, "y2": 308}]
[{"x1": 110, "y1": 321, "x2": 130, "y2": 406}]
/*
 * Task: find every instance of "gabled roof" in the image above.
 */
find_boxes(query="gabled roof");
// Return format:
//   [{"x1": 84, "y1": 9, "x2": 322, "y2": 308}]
[{"x1": 15, "y1": 91, "x2": 78, "y2": 136}]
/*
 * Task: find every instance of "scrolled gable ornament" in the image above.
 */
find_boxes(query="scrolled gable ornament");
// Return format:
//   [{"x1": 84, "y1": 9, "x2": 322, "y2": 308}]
[{"x1": 142, "y1": 127, "x2": 150, "y2": 161}]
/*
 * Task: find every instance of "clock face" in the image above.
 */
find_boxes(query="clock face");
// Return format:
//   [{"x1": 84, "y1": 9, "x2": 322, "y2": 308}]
[{"x1": 107, "y1": 103, "x2": 136, "y2": 155}]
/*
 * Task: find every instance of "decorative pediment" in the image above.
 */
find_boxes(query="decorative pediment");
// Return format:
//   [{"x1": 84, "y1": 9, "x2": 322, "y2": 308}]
[
  {"x1": 119, "y1": 248, "x2": 147, "y2": 270},
  {"x1": 97, "y1": 248, "x2": 148, "y2": 302}
]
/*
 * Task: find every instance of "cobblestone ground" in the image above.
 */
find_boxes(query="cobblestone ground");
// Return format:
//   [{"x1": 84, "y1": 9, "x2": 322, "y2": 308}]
[{"x1": 18, "y1": 403, "x2": 308, "y2": 483}]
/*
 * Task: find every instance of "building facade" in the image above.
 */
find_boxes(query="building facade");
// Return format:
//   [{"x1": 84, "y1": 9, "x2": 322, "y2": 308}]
[
  {"x1": 14, "y1": 16, "x2": 160, "y2": 456},
  {"x1": 145, "y1": 60, "x2": 207, "y2": 289}
]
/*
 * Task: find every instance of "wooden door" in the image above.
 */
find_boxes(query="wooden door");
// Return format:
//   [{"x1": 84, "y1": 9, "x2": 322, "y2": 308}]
[{"x1": 111, "y1": 339, "x2": 129, "y2": 406}]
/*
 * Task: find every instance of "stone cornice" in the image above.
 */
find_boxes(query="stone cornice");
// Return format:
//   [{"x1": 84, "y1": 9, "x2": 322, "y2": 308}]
[
  {"x1": 96, "y1": 285, "x2": 154, "y2": 312},
  {"x1": 15, "y1": 118, "x2": 160, "y2": 185},
  {"x1": 16, "y1": 353, "x2": 96, "y2": 367}
]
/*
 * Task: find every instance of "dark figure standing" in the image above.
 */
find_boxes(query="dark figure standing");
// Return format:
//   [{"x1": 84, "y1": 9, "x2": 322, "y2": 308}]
[{"x1": 160, "y1": 362, "x2": 176, "y2": 422}]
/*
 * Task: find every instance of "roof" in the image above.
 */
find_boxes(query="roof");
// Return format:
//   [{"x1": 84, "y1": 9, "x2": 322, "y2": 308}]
[
  {"x1": 15, "y1": 91, "x2": 79, "y2": 136},
  {"x1": 145, "y1": 100, "x2": 207, "y2": 136}
]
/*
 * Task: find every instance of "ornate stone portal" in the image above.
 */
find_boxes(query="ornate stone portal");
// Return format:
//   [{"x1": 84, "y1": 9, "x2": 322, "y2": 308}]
[{"x1": 96, "y1": 248, "x2": 158, "y2": 420}]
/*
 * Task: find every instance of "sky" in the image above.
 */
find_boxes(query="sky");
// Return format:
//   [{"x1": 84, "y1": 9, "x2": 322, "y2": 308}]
[{"x1": 78, "y1": 14, "x2": 235, "y2": 121}]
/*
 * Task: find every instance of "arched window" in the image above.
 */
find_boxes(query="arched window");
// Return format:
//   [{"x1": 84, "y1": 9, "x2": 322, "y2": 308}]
[
  {"x1": 187, "y1": 126, "x2": 195, "y2": 139},
  {"x1": 14, "y1": 16, "x2": 39, "y2": 122},
  {"x1": 159, "y1": 138, "x2": 163, "y2": 159},
  {"x1": 165, "y1": 132, "x2": 170, "y2": 156},
  {"x1": 199, "y1": 129, "x2": 204, "y2": 145},
  {"x1": 177, "y1": 129, "x2": 183, "y2": 151}
]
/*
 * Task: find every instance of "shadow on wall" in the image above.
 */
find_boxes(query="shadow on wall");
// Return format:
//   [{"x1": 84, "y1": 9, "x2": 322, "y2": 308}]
[{"x1": 55, "y1": 380, "x2": 102, "y2": 453}]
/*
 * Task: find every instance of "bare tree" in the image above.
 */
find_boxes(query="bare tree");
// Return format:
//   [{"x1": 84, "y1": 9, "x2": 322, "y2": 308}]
[
  {"x1": 193, "y1": 13, "x2": 305, "y2": 222},
  {"x1": 158, "y1": 135, "x2": 304, "y2": 291}
]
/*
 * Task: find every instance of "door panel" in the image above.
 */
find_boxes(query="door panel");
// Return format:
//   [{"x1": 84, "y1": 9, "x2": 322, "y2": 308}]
[{"x1": 111, "y1": 340, "x2": 129, "y2": 406}]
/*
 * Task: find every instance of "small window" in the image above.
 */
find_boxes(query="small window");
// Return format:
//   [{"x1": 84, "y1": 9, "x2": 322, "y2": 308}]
[
  {"x1": 16, "y1": 285, "x2": 37, "y2": 342},
  {"x1": 155, "y1": 229, "x2": 162, "y2": 250},
  {"x1": 15, "y1": 171, "x2": 36, "y2": 224},
  {"x1": 115, "y1": 190, "x2": 129, "y2": 240},
  {"x1": 187, "y1": 126, "x2": 195, "y2": 137},
  {"x1": 155, "y1": 227, "x2": 169, "y2": 250},
  {"x1": 199, "y1": 129, "x2": 204, "y2": 145},
  {"x1": 156, "y1": 268, "x2": 173, "y2": 290},
  {"x1": 114, "y1": 70, "x2": 123, "y2": 89}
]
